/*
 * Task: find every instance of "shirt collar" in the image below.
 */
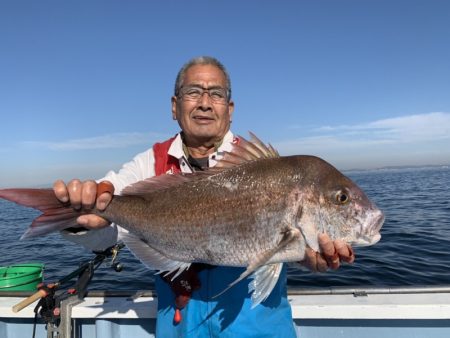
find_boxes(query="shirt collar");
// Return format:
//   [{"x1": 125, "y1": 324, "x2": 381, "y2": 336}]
[{"x1": 167, "y1": 130, "x2": 235, "y2": 160}]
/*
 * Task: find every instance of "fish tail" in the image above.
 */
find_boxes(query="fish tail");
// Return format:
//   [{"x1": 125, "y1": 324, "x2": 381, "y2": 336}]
[{"x1": 0, "y1": 188, "x2": 81, "y2": 238}]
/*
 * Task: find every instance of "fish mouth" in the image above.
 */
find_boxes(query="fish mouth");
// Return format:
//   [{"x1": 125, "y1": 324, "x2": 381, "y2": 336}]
[
  {"x1": 352, "y1": 210, "x2": 385, "y2": 247},
  {"x1": 370, "y1": 210, "x2": 385, "y2": 235},
  {"x1": 351, "y1": 233, "x2": 381, "y2": 247}
]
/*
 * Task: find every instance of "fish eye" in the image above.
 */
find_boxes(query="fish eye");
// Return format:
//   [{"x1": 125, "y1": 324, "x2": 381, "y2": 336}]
[{"x1": 335, "y1": 190, "x2": 350, "y2": 204}]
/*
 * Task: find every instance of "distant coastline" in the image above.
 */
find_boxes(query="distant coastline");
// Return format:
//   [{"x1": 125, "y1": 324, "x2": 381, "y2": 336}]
[{"x1": 343, "y1": 163, "x2": 450, "y2": 173}]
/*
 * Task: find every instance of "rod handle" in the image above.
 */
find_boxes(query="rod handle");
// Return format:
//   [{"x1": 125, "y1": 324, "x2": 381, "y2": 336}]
[{"x1": 12, "y1": 289, "x2": 47, "y2": 313}]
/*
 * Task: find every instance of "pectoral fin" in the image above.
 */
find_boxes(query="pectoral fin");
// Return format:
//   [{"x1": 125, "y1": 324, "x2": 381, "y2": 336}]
[
  {"x1": 119, "y1": 231, "x2": 191, "y2": 279},
  {"x1": 300, "y1": 224, "x2": 320, "y2": 252},
  {"x1": 248, "y1": 263, "x2": 283, "y2": 308},
  {"x1": 213, "y1": 227, "x2": 300, "y2": 306}
]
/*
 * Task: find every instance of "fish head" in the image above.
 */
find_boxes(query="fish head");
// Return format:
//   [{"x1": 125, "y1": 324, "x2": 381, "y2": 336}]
[
  {"x1": 321, "y1": 178, "x2": 385, "y2": 247},
  {"x1": 295, "y1": 156, "x2": 385, "y2": 248}
]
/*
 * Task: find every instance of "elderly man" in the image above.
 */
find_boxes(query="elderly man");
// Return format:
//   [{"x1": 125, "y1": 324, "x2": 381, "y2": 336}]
[{"x1": 54, "y1": 56, "x2": 354, "y2": 337}]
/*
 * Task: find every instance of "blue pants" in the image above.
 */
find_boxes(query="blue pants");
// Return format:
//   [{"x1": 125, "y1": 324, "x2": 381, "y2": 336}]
[{"x1": 155, "y1": 265, "x2": 296, "y2": 337}]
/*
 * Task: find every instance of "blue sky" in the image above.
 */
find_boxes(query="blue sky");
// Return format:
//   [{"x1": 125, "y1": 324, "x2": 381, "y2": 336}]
[{"x1": 1, "y1": 0, "x2": 449, "y2": 187}]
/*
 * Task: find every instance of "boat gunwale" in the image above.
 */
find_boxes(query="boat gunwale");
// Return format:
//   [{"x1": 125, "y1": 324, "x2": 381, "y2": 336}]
[{"x1": 1, "y1": 284, "x2": 450, "y2": 298}]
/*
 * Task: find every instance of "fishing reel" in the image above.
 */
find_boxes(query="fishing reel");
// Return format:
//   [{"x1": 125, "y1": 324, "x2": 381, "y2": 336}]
[
  {"x1": 94, "y1": 242, "x2": 125, "y2": 273},
  {"x1": 112, "y1": 261, "x2": 123, "y2": 272}
]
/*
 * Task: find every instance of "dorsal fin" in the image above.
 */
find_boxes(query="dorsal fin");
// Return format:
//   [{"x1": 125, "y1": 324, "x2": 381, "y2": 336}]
[
  {"x1": 214, "y1": 132, "x2": 279, "y2": 169},
  {"x1": 122, "y1": 132, "x2": 279, "y2": 195},
  {"x1": 249, "y1": 132, "x2": 279, "y2": 158}
]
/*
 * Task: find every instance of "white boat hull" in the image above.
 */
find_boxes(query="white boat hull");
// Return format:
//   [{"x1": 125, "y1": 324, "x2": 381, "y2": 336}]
[{"x1": 1, "y1": 286, "x2": 450, "y2": 337}]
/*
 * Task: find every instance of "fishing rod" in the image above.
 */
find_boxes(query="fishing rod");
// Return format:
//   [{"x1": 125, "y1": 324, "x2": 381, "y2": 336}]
[{"x1": 11, "y1": 243, "x2": 125, "y2": 338}]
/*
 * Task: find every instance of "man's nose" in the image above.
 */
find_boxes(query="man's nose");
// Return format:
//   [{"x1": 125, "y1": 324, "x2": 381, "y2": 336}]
[{"x1": 198, "y1": 92, "x2": 213, "y2": 109}]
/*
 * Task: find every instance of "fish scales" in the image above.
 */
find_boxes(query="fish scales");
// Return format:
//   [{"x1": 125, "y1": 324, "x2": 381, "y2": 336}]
[{"x1": 100, "y1": 156, "x2": 303, "y2": 266}]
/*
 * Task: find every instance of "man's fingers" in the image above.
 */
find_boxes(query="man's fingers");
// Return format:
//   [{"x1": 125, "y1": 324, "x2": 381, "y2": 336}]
[
  {"x1": 299, "y1": 235, "x2": 355, "y2": 273},
  {"x1": 318, "y1": 233, "x2": 340, "y2": 270},
  {"x1": 77, "y1": 215, "x2": 110, "y2": 229},
  {"x1": 335, "y1": 239, "x2": 355, "y2": 263},
  {"x1": 53, "y1": 179, "x2": 113, "y2": 229},
  {"x1": 67, "y1": 179, "x2": 82, "y2": 210},
  {"x1": 318, "y1": 233, "x2": 335, "y2": 256},
  {"x1": 96, "y1": 193, "x2": 112, "y2": 211},
  {"x1": 302, "y1": 248, "x2": 318, "y2": 272},
  {"x1": 343, "y1": 246, "x2": 355, "y2": 264},
  {"x1": 53, "y1": 180, "x2": 69, "y2": 203},
  {"x1": 316, "y1": 254, "x2": 329, "y2": 273},
  {"x1": 54, "y1": 180, "x2": 114, "y2": 211},
  {"x1": 320, "y1": 237, "x2": 355, "y2": 266},
  {"x1": 301, "y1": 248, "x2": 328, "y2": 273},
  {"x1": 81, "y1": 180, "x2": 97, "y2": 210},
  {"x1": 96, "y1": 181, "x2": 114, "y2": 210}
]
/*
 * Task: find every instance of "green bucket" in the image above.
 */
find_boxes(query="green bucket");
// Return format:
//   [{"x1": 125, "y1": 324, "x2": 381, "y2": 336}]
[{"x1": 0, "y1": 263, "x2": 44, "y2": 291}]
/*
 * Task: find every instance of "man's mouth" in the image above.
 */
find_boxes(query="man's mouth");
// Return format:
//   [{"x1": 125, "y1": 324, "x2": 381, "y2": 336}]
[{"x1": 192, "y1": 115, "x2": 215, "y2": 123}]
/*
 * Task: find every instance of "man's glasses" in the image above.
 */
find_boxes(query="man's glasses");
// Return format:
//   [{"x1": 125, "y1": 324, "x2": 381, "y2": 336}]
[{"x1": 179, "y1": 85, "x2": 229, "y2": 104}]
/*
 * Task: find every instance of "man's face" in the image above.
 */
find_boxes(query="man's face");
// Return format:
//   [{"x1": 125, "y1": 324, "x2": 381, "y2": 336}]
[{"x1": 172, "y1": 64, "x2": 234, "y2": 145}]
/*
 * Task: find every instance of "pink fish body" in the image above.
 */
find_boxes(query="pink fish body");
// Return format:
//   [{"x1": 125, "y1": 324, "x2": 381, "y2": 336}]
[{"x1": 0, "y1": 133, "x2": 384, "y2": 306}]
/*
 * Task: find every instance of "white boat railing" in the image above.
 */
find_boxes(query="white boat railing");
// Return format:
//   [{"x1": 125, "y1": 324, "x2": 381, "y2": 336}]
[
  {"x1": 288, "y1": 285, "x2": 450, "y2": 295},
  {"x1": 2, "y1": 285, "x2": 450, "y2": 338}
]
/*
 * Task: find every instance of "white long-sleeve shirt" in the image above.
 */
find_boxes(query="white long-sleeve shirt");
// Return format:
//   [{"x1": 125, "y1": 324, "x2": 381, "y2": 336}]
[{"x1": 61, "y1": 130, "x2": 236, "y2": 251}]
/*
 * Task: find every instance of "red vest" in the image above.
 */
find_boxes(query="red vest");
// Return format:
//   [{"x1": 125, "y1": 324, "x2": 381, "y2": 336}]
[
  {"x1": 153, "y1": 134, "x2": 240, "y2": 176},
  {"x1": 153, "y1": 136, "x2": 182, "y2": 176}
]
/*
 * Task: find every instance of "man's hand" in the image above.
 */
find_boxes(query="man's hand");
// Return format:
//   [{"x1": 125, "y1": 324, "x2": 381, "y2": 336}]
[
  {"x1": 53, "y1": 179, "x2": 114, "y2": 229},
  {"x1": 300, "y1": 233, "x2": 355, "y2": 272}
]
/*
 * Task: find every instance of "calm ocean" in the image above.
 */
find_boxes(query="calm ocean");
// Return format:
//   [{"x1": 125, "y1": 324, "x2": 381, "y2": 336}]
[{"x1": 1, "y1": 166, "x2": 449, "y2": 290}]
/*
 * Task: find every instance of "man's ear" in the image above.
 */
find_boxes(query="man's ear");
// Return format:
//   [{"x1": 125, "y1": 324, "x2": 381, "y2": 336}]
[
  {"x1": 228, "y1": 100, "x2": 234, "y2": 122},
  {"x1": 171, "y1": 96, "x2": 178, "y2": 120}
]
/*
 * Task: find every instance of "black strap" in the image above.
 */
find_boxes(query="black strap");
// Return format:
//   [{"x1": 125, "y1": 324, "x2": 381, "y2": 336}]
[{"x1": 187, "y1": 155, "x2": 209, "y2": 171}]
